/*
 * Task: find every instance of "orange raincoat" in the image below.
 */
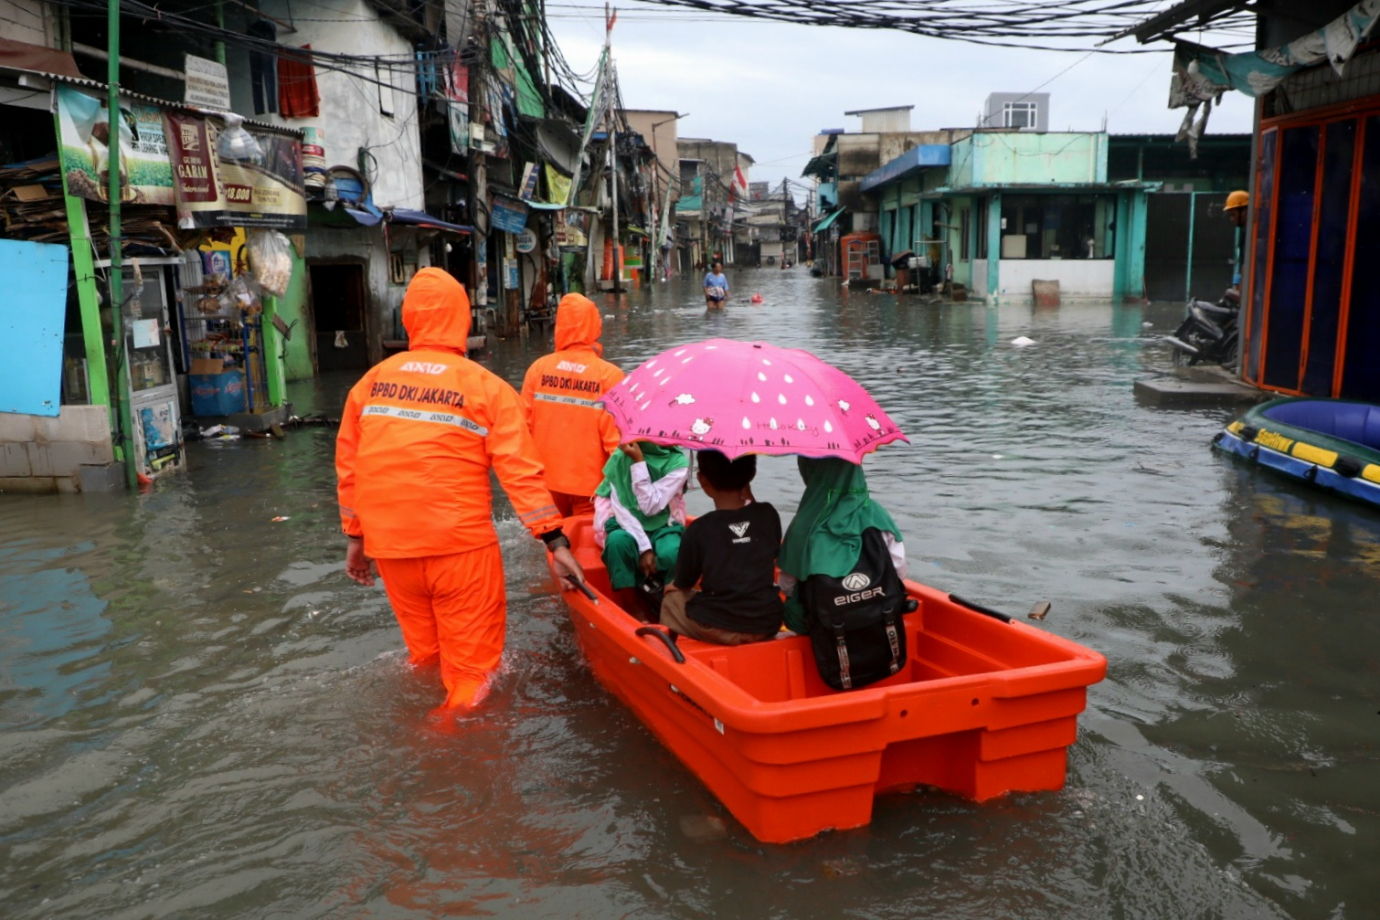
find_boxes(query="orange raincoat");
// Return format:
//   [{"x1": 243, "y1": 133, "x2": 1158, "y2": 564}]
[
  {"x1": 520, "y1": 293, "x2": 625, "y2": 515},
  {"x1": 336, "y1": 268, "x2": 563, "y2": 709}
]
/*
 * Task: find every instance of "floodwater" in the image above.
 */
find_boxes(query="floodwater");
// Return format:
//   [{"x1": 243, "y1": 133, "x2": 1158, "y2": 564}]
[{"x1": 3, "y1": 270, "x2": 1377, "y2": 920}]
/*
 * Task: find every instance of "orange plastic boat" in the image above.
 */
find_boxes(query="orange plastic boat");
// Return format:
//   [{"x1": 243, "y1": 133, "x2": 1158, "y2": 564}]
[{"x1": 557, "y1": 515, "x2": 1107, "y2": 844}]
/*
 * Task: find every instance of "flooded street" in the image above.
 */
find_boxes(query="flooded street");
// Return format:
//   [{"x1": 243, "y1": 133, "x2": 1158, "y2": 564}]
[{"x1": 3, "y1": 270, "x2": 1377, "y2": 919}]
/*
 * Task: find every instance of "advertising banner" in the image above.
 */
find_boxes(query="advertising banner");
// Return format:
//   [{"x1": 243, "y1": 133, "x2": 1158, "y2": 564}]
[
  {"x1": 544, "y1": 164, "x2": 571, "y2": 206},
  {"x1": 445, "y1": 60, "x2": 469, "y2": 154},
  {"x1": 56, "y1": 85, "x2": 174, "y2": 205},
  {"x1": 490, "y1": 195, "x2": 529, "y2": 233},
  {"x1": 165, "y1": 112, "x2": 307, "y2": 230}
]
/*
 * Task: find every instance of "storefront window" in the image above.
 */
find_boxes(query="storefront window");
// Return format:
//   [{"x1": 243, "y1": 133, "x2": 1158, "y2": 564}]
[{"x1": 997, "y1": 194, "x2": 1114, "y2": 260}]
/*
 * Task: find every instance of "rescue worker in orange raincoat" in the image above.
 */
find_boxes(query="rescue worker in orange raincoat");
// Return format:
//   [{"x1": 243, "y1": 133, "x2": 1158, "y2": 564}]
[
  {"x1": 336, "y1": 267, "x2": 584, "y2": 711},
  {"x1": 520, "y1": 293, "x2": 626, "y2": 516}
]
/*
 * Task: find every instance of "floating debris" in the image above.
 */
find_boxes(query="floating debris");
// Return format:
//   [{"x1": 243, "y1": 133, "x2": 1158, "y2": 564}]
[{"x1": 679, "y1": 814, "x2": 728, "y2": 841}]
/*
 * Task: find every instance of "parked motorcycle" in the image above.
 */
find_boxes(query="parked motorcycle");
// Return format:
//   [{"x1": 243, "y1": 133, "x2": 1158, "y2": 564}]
[{"x1": 1164, "y1": 289, "x2": 1240, "y2": 368}]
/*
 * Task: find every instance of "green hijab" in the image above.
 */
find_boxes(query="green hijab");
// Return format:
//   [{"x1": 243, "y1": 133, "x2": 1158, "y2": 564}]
[
  {"x1": 595, "y1": 443, "x2": 689, "y2": 530},
  {"x1": 779, "y1": 456, "x2": 902, "y2": 580}
]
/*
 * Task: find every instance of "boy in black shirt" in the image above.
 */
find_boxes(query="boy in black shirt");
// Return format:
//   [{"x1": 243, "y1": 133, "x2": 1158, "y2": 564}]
[{"x1": 660, "y1": 450, "x2": 783, "y2": 644}]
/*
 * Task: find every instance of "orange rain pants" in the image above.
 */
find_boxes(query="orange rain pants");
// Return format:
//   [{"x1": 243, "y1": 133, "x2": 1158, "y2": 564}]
[
  {"x1": 337, "y1": 268, "x2": 565, "y2": 711},
  {"x1": 375, "y1": 546, "x2": 506, "y2": 710}
]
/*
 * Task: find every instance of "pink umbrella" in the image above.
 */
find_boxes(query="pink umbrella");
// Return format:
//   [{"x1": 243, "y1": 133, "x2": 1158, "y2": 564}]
[{"x1": 602, "y1": 338, "x2": 908, "y2": 462}]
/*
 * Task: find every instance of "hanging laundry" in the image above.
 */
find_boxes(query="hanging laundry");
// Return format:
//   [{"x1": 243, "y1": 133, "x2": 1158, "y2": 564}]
[
  {"x1": 246, "y1": 19, "x2": 277, "y2": 115},
  {"x1": 278, "y1": 45, "x2": 320, "y2": 119}
]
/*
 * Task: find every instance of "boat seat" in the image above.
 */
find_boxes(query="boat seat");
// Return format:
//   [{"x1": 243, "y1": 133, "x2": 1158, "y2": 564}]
[{"x1": 1263, "y1": 400, "x2": 1380, "y2": 451}]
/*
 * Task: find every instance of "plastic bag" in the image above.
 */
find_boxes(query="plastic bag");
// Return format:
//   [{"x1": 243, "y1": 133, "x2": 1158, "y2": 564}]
[
  {"x1": 217, "y1": 113, "x2": 262, "y2": 161},
  {"x1": 220, "y1": 273, "x2": 262, "y2": 316},
  {"x1": 246, "y1": 229, "x2": 293, "y2": 297}
]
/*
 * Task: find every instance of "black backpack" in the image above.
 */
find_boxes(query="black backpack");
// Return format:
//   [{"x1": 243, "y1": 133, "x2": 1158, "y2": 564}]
[{"x1": 801, "y1": 528, "x2": 911, "y2": 691}]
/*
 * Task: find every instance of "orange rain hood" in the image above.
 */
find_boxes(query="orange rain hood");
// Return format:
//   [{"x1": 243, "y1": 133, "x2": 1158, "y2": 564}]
[
  {"x1": 403, "y1": 267, "x2": 472, "y2": 354},
  {"x1": 554, "y1": 293, "x2": 603, "y2": 353}
]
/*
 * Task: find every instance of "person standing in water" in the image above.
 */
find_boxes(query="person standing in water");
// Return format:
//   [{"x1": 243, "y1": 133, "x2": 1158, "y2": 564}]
[
  {"x1": 703, "y1": 261, "x2": 729, "y2": 310},
  {"x1": 520, "y1": 293, "x2": 626, "y2": 517},
  {"x1": 336, "y1": 268, "x2": 584, "y2": 713}
]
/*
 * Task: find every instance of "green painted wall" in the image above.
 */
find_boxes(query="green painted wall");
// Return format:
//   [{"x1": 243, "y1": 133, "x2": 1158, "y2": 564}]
[
  {"x1": 952, "y1": 133, "x2": 1107, "y2": 187},
  {"x1": 276, "y1": 252, "x2": 314, "y2": 381}
]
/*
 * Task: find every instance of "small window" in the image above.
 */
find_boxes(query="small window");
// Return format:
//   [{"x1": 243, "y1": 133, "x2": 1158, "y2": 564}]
[{"x1": 1003, "y1": 101, "x2": 1038, "y2": 130}]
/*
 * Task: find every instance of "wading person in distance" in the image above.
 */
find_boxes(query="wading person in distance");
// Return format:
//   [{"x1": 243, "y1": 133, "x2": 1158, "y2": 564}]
[
  {"x1": 336, "y1": 268, "x2": 584, "y2": 713},
  {"x1": 703, "y1": 260, "x2": 729, "y2": 310},
  {"x1": 520, "y1": 293, "x2": 626, "y2": 517}
]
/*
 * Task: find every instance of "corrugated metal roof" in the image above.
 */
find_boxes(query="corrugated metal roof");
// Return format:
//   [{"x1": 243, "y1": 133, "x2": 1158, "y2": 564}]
[{"x1": 0, "y1": 67, "x2": 303, "y2": 138}]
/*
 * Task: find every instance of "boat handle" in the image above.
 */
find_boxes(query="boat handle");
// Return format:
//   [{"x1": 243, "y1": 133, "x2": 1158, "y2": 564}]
[
  {"x1": 948, "y1": 594, "x2": 1013, "y2": 623},
  {"x1": 568, "y1": 579, "x2": 598, "y2": 603},
  {"x1": 635, "y1": 626, "x2": 686, "y2": 664}
]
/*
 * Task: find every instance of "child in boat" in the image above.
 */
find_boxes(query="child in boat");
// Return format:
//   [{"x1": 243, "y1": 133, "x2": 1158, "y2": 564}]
[
  {"x1": 778, "y1": 456, "x2": 906, "y2": 635},
  {"x1": 659, "y1": 450, "x2": 784, "y2": 644},
  {"x1": 593, "y1": 441, "x2": 689, "y2": 606}
]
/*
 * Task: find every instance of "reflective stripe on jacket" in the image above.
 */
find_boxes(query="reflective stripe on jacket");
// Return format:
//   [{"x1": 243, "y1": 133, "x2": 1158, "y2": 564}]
[
  {"x1": 337, "y1": 268, "x2": 562, "y2": 558},
  {"x1": 520, "y1": 293, "x2": 625, "y2": 497}
]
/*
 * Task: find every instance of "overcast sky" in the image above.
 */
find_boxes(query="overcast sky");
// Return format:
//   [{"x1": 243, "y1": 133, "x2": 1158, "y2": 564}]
[{"x1": 546, "y1": 5, "x2": 1256, "y2": 192}]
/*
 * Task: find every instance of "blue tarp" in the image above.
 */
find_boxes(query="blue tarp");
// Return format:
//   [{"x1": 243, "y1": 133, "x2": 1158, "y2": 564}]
[{"x1": 0, "y1": 240, "x2": 69, "y2": 417}]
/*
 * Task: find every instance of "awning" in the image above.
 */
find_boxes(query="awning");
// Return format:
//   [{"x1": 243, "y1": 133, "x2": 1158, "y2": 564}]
[
  {"x1": 812, "y1": 208, "x2": 845, "y2": 234},
  {"x1": 860, "y1": 145, "x2": 951, "y2": 193},
  {"x1": 0, "y1": 36, "x2": 82, "y2": 79},
  {"x1": 389, "y1": 208, "x2": 471, "y2": 234},
  {"x1": 335, "y1": 203, "x2": 470, "y2": 233}
]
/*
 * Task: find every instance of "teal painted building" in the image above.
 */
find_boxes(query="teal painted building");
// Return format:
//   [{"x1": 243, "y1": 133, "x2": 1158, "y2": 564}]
[{"x1": 862, "y1": 130, "x2": 1158, "y2": 304}]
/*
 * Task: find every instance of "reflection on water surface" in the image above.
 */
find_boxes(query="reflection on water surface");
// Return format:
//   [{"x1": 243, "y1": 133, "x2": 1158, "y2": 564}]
[{"x1": 2, "y1": 272, "x2": 1376, "y2": 919}]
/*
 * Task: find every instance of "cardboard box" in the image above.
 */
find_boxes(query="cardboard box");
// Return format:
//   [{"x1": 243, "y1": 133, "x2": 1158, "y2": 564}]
[{"x1": 190, "y1": 357, "x2": 224, "y2": 375}]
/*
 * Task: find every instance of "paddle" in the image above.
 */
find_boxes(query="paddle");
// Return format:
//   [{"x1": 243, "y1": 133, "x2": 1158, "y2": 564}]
[
  {"x1": 948, "y1": 594, "x2": 1013, "y2": 623},
  {"x1": 569, "y1": 577, "x2": 598, "y2": 603}
]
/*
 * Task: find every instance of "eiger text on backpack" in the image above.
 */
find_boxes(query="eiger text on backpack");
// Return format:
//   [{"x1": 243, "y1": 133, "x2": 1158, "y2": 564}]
[{"x1": 802, "y1": 528, "x2": 909, "y2": 691}]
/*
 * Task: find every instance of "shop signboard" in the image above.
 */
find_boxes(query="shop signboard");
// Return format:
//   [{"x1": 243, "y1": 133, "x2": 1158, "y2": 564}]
[
  {"x1": 56, "y1": 85, "x2": 174, "y2": 205},
  {"x1": 184, "y1": 54, "x2": 231, "y2": 110},
  {"x1": 518, "y1": 162, "x2": 539, "y2": 200},
  {"x1": 515, "y1": 228, "x2": 537, "y2": 253},
  {"x1": 165, "y1": 111, "x2": 307, "y2": 230},
  {"x1": 490, "y1": 196, "x2": 529, "y2": 233}
]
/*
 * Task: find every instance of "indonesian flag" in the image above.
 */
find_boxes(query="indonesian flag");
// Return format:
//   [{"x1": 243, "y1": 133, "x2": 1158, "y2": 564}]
[{"x1": 734, "y1": 165, "x2": 748, "y2": 192}]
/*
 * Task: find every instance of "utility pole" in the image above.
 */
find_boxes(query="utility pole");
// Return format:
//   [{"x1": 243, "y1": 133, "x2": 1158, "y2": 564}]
[
  {"x1": 604, "y1": 3, "x2": 621, "y2": 292},
  {"x1": 107, "y1": 0, "x2": 136, "y2": 490}
]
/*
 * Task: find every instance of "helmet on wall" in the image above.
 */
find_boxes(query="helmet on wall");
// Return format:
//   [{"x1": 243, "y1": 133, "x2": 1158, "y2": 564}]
[{"x1": 1225, "y1": 190, "x2": 1250, "y2": 211}]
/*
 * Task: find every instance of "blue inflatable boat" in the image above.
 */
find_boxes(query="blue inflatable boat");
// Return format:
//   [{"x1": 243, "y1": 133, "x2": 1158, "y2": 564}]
[{"x1": 1213, "y1": 398, "x2": 1380, "y2": 508}]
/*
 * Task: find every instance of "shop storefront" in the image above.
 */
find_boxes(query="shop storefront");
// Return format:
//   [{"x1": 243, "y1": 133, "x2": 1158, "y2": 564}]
[
  {"x1": 1243, "y1": 99, "x2": 1380, "y2": 401},
  {"x1": 1, "y1": 57, "x2": 304, "y2": 491}
]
